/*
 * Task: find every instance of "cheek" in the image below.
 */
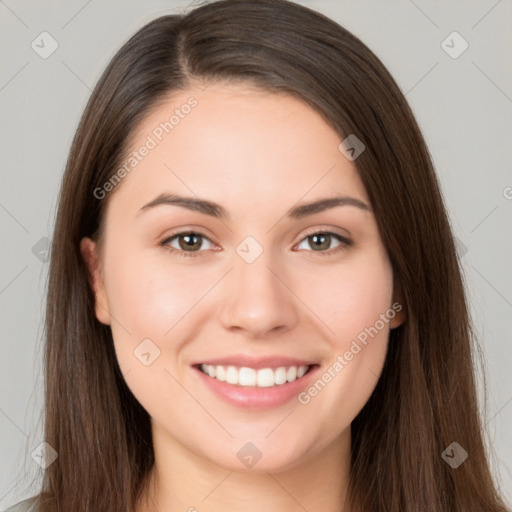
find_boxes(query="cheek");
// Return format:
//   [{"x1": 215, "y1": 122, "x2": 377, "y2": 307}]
[
  {"x1": 294, "y1": 252, "x2": 393, "y2": 423},
  {"x1": 107, "y1": 251, "x2": 212, "y2": 337},
  {"x1": 104, "y1": 253, "x2": 211, "y2": 406},
  {"x1": 299, "y1": 250, "x2": 394, "y2": 340}
]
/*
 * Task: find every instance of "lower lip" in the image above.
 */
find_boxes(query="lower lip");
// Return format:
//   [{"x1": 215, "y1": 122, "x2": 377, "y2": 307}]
[{"x1": 192, "y1": 365, "x2": 319, "y2": 410}]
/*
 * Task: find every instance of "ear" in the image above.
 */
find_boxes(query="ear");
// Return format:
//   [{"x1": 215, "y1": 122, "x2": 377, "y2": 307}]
[
  {"x1": 80, "y1": 237, "x2": 111, "y2": 326},
  {"x1": 390, "y1": 278, "x2": 406, "y2": 329}
]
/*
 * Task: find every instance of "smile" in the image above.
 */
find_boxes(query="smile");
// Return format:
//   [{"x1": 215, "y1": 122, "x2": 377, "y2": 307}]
[
  {"x1": 197, "y1": 364, "x2": 312, "y2": 387},
  {"x1": 192, "y1": 362, "x2": 320, "y2": 410}
]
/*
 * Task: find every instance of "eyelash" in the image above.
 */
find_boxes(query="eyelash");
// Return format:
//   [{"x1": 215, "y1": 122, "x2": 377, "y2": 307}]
[{"x1": 159, "y1": 229, "x2": 352, "y2": 258}]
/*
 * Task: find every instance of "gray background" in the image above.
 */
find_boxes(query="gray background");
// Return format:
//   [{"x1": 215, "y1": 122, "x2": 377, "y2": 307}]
[{"x1": 1, "y1": 0, "x2": 511, "y2": 509}]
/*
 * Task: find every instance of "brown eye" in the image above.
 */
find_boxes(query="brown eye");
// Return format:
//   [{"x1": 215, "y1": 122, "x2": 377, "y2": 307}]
[
  {"x1": 296, "y1": 231, "x2": 352, "y2": 256},
  {"x1": 177, "y1": 233, "x2": 203, "y2": 251},
  {"x1": 161, "y1": 231, "x2": 214, "y2": 257},
  {"x1": 308, "y1": 233, "x2": 331, "y2": 251}
]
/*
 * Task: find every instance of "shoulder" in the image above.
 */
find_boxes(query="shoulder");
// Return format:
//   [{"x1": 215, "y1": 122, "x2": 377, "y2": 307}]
[{"x1": 3, "y1": 496, "x2": 39, "y2": 512}]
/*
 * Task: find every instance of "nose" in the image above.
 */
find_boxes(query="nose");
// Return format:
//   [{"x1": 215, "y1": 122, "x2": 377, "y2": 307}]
[{"x1": 218, "y1": 247, "x2": 299, "y2": 338}]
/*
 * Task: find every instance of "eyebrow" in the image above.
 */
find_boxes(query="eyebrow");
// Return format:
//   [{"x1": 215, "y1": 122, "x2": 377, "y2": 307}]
[{"x1": 137, "y1": 193, "x2": 370, "y2": 220}]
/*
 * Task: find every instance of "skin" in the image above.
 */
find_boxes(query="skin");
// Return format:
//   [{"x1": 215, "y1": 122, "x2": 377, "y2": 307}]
[{"x1": 81, "y1": 82, "x2": 405, "y2": 512}]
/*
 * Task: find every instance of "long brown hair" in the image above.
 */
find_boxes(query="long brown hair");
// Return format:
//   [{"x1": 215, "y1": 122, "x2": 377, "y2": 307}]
[{"x1": 32, "y1": 0, "x2": 510, "y2": 510}]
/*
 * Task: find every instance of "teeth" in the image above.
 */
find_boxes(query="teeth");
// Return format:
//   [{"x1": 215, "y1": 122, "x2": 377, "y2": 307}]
[
  {"x1": 274, "y1": 367, "x2": 287, "y2": 385},
  {"x1": 257, "y1": 368, "x2": 274, "y2": 387},
  {"x1": 297, "y1": 365, "x2": 308, "y2": 378},
  {"x1": 226, "y1": 366, "x2": 238, "y2": 385},
  {"x1": 215, "y1": 365, "x2": 226, "y2": 382},
  {"x1": 240, "y1": 367, "x2": 257, "y2": 386},
  {"x1": 200, "y1": 364, "x2": 310, "y2": 387},
  {"x1": 287, "y1": 366, "x2": 297, "y2": 381}
]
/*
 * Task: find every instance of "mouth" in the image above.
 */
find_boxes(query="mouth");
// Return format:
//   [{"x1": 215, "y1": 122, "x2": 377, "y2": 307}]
[
  {"x1": 191, "y1": 362, "x2": 320, "y2": 410},
  {"x1": 193, "y1": 363, "x2": 316, "y2": 388}
]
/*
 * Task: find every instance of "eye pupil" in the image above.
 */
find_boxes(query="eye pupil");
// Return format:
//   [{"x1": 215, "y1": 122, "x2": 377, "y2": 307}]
[
  {"x1": 310, "y1": 234, "x2": 329, "y2": 251},
  {"x1": 179, "y1": 233, "x2": 201, "y2": 251}
]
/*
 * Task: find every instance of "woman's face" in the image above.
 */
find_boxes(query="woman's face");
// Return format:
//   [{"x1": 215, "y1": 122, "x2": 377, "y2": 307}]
[{"x1": 82, "y1": 82, "x2": 404, "y2": 472}]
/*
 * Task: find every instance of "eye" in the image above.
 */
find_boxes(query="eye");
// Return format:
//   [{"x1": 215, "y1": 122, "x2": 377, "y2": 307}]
[
  {"x1": 295, "y1": 230, "x2": 352, "y2": 256},
  {"x1": 160, "y1": 229, "x2": 352, "y2": 258},
  {"x1": 160, "y1": 231, "x2": 215, "y2": 258}
]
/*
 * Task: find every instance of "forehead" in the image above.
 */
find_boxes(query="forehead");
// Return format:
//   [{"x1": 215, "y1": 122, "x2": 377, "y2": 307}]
[{"x1": 110, "y1": 82, "x2": 369, "y2": 213}]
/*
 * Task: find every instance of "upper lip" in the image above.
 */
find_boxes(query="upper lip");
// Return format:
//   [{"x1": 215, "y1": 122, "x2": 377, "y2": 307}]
[{"x1": 192, "y1": 355, "x2": 318, "y2": 370}]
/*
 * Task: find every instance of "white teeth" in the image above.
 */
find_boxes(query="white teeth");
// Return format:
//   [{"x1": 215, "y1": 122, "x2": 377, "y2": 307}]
[
  {"x1": 226, "y1": 366, "x2": 239, "y2": 385},
  {"x1": 239, "y1": 367, "x2": 256, "y2": 386},
  {"x1": 274, "y1": 367, "x2": 287, "y2": 385},
  {"x1": 199, "y1": 364, "x2": 311, "y2": 387},
  {"x1": 215, "y1": 365, "x2": 226, "y2": 382},
  {"x1": 297, "y1": 365, "x2": 308, "y2": 378},
  {"x1": 257, "y1": 368, "x2": 274, "y2": 387},
  {"x1": 286, "y1": 366, "x2": 297, "y2": 382}
]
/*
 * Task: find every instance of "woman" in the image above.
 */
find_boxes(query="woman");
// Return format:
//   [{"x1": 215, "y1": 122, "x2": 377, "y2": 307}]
[{"x1": 6, "y1": 0, "x2": 510, "y2": 511}]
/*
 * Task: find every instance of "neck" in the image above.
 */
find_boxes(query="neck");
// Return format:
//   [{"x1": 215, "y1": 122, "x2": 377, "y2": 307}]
[{"x1": 137, "y1": 425, "x2": 352, "y2": 512}]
